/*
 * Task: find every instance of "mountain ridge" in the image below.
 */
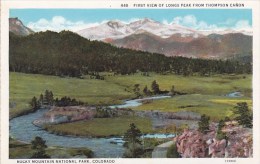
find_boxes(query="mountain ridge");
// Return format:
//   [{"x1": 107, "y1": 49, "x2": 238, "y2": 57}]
[
  {"x1": 76, "y1": 18, "x2": 252, "y2": 40},
  {"x1": 111, "y1": 32, "x2": 252, "y2": 59},
  {"x1": 9, "y1": 17, "x2": 34, "y2": 36},
  {"x1": 76, "y1": 18, "x2": 252, "y2": 59},
  {"x1": 76, "y1": 18, "x2": 204, "y2": 41}
]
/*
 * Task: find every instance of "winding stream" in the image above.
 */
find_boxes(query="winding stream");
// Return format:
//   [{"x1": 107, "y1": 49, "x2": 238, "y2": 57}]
[
  {"x1": 10, "y1": 92, "x2": 242, "y2": 157},
  {"x1": 10, "y1": 109, "x2": 125, "y2": 157},
  {"x1": 226, "y1": 91, "x2": 243, "y2": 98},
  {"x1": 109, "y1": 95, "x2": 171, "y2": 108},
  {"x1": 9, "y1": 95, "x2": 173, "y2": 158}
]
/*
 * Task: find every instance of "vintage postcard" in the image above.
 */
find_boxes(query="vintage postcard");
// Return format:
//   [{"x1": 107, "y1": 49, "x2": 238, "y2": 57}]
[{"x1": 1, "y1": 0, "x2": 260, "y2": 164}]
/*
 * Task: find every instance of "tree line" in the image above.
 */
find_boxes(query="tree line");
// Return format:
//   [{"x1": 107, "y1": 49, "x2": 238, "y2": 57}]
[
  {"x1": 10, "y1": 31, "x2": 252, "y2": 77},
  {"x1": 133, "y1": 80, "x2": 181, "y2": 98},
  {"x1": 30, "y1": 90, "x2": 84, "y2": 111}
]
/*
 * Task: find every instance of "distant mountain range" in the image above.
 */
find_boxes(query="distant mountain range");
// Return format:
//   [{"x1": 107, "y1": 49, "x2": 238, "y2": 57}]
[
  {"x1": 77, "y1": 18, "x2": 204, "y2": 40},
  {"x1": 9, "y1": 18, "x2": 34, "y2": 36},
  {"x1": 9, "y1": 17, "x2": 252, "y2": 59},
  {"x1": 76, "y1": 18, "x2": 252, "y2": 59},
  {"x1": 77, "y1": 18, "x2": 252, "y2": 41},
  {"x1": 111, "y1": 32, "x2": 252, "y2": 59}
]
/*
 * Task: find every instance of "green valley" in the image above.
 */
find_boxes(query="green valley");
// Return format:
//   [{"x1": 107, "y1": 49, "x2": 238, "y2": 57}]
[{"x1": 10, "y1": 72, "x2": 252, "y2": 121}]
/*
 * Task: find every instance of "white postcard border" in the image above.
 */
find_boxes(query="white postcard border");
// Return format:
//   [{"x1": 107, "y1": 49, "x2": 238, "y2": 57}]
[{"x1": 1, "y1": 1, "x2": 260, "y2": 164}]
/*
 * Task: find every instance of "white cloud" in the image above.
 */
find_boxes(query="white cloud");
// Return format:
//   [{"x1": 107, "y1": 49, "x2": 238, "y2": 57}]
[
  {"x1": 27, "y1": 15, "x2": 252, "y2": 33},
  {"x1": 171, "y1": 15, "x2": 197, "y2": 27},
  {"x1": 162, "y1": 19, "x2": 169, "y2": 25},
  {"x1": 181, "y1": 15, "x2": 197, "y2": 27},
  {"x1": 27, "y1": 16, "x2": 145, "y2": 32},
  {"x1": 27, "y1": 16, "x2": 104, "y2": 32},
  {"x1": 171, "y1": 16, "x2": 182, "y2": 25},
  {"x1": 196, "y1": 21, "x2": 218, "y2": 30},
  {"x1": 170, "y1": 15, "x2": 219, "y2": 30},
  {"x1": 166, "y1": 15, "x2": 252, "y2": 32},
  {"x1": 235, "y1": 20, "x2": 251, "y2": 30},
  {"x1": 218, "y1": 18, "x2": 236, "y2": 26}
]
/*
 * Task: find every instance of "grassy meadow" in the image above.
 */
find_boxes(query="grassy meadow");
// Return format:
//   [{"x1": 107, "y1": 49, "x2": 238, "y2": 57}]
[
  {"x1": 106, "y1": 73, "x2": 251, "y2": 96},
  {"x1": 10, "y1": 72, "x2": 252, "y2": 120},
  {"x1": 44, "y1": 116, "x2": 154, "y2": 137},
  {"x1": 9, "y1": 72, "x2": 133, "y2": 118},
  {"x1": 133, "y1": 94, "x2": 252, "y2": 121}
]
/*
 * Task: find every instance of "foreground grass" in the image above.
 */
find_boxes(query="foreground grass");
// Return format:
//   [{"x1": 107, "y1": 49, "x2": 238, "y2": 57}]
[
  {"x1": 133, "y1": 94, "x2": 252, "y2": 121},
  {"x1": 44, "y1": 116, "x2": 154, "y2": 137},
  {"x1": 9, "y1": 139, "x2": 93, "y2": 158}
]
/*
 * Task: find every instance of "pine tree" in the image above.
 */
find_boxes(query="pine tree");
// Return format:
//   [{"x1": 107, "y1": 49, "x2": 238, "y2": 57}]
[
  {"x1": 31, "y1": 136, "x2": 50, "y2": 158},
  {"x1": 49, "y1": 91, "x2": 54, "y2": 105},
  {"x1": 43, "y1": 90, "x2": 50, "y2": 105},
  {"x1": 170, "y1": 85, "x2": 176, "y2": 96},
  {"x1": 198, "y1": 114, "x2": 210, "y2": 134},
  {"x1": 39, "y1": 94, "x2": 44, "y2": 106},
  {"x1": 44, "y1": 90, "x2": 54, "y2": 105},
  {"x1": 233, "y1": 102, "x2": 252, "y2": 128},
  {"x1": 216, "y1": 119, "x2": 227, "y2": 140},
  {"x1": 151, "y1": 80, "x2": 160, "y2": 94},
  {"x1": 123, "y1": 123, "x2": 143, "y2": 158},
  {"x1": 133, "y1": 84, "x2": 141, "y2": 98},
  {"x1": 143, "y1": 85, "x2": 148, "y2": 95},
  {"x1": 30, "y1": 96, "x2": 40, "y2": 112}
]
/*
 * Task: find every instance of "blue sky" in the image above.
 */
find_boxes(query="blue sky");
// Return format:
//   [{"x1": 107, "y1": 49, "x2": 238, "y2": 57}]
[{"x1": 10, "y1": 9, "x2": 252, "y2": 32}]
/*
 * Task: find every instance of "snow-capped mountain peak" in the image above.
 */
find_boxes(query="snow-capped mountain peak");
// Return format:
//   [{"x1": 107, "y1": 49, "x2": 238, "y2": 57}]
[
  {"x1": 77, "y1": 20, "x2": 131, "y2": 40},
  {"x1": 76, "y1": 18, "x2": 202, "y2": 40},
  {"x1": 76, "y1": 18, "x2": 251, "y2": 41}
]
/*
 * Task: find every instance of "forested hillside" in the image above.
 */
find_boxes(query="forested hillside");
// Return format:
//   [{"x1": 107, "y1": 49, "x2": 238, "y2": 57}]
[{"x1": 9, "y1": 31, "x2": 252, "y2": 77}]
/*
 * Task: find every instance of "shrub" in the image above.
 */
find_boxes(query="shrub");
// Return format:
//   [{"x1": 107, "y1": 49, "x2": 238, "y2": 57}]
[{"x1": 198, "y1": 114, "x2": 210, "y2": 134}]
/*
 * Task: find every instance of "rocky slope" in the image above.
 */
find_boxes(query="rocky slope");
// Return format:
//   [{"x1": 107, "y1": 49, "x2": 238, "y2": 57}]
[
  {"x1": 9, "y1": 17, "x2": 34, "y2": 36},
  {"x1": 174, "y1": 122, "x2": 253, "y2": 158}
]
